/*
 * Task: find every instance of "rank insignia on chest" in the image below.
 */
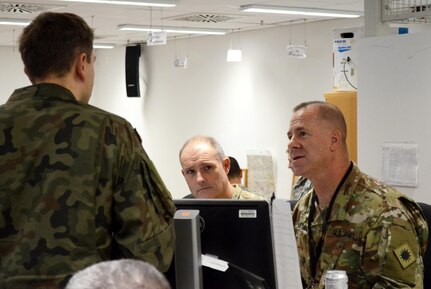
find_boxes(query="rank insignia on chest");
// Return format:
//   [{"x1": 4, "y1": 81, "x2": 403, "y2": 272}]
[{"x1": 394, "y1": 242, "x2": 416, "y2": 269}]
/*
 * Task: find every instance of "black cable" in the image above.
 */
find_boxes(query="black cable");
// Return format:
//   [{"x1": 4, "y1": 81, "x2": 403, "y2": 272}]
[{"x1": 343, "y1": 56, "x2": 357, "y2": 90}]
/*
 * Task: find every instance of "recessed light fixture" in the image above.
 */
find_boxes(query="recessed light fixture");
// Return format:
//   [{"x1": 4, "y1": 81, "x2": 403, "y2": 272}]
[
  {"x1": 118, "y1": 24, "x2": 227, "y2": 35},
  {"x1": 240, "y1": 5, "x2": 362, "y2": 18},
  {"x1": 59, "y1": 0, "x2": 176, "y2": 8},
  {"x1": 0, "y1": 18, "x2": 30, "y2": 26}
]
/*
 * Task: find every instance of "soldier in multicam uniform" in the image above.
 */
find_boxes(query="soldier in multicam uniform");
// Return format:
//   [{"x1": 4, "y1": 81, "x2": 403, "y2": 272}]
[
  {"x1": 287, "y1": 101, "x2": 428, "y2": 289},
  {"x1": 179, "y1": 135, "x2": 266, "y2": 200},
  {"x1": 0, "y1": 12, "x2": 175, "y2": 289}
]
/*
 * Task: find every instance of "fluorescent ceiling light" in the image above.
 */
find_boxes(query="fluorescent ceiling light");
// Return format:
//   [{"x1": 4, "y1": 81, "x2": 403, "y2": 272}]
[
  {"x1": 118, "y1": 24, "x2": 227, "y2": 35},
  {"x1": 93, "y1": 43, "x2": 115, "y2": 49},
  {"x1": 0, "y1": 18, "x2": 30, "y2": 26},
  {"x1": 60, "y1": 0, "x2": 176, "y2": 7},
  {"x1": 240, "y1": 5, "x2": 363, "y2": 18}
]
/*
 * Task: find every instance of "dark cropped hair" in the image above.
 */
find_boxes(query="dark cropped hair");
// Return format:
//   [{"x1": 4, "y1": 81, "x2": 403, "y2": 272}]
[
  {"x1": 19, "y1": 12, "x2": 94, "y2": 79},
  {"x1": 293, "y1": 101, "x2": 347, "y2": 141},
  {"x1": 227, "y1": 156, "x2": 242, "y2": 179}
]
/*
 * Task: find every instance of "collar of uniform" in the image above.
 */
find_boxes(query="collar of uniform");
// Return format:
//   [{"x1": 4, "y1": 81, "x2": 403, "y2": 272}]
[
  {"x1": 326, "y1": 162, "x2": 360, "y2": 221},
  {"x1": 231, "y1": 184, "x2": 243, "y2": 199},
  {"x1": 8, "y1": 83, "x2": 79, "y2": 104}
]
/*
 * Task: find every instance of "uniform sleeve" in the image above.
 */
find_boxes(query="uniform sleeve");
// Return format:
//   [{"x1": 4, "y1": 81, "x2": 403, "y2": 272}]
[
  {"x1": 363, "y1": 207, "x2": 424, "y2": 288},
  {"x1": 105, "y1": 120, "x2": 175, "y2": 272}
]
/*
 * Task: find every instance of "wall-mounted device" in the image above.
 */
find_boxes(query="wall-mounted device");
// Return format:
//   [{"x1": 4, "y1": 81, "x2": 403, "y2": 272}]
[{"x1": 333, "y1": 27, "x2": 363, "y2": 91}]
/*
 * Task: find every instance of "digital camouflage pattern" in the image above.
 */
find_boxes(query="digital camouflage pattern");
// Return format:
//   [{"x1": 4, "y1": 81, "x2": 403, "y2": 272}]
[
  {"x1": 0, "y1": 84, "x2": 176, "y2": 289},
  {"x1": 293, "y1": 164, "x2": 428, "y2": 289},
  {"x1": 231, "y1": 184, "x2": 267, "y2": 200},
  {"x1": 291, "y1": 176, "x2": 313, "y2": 200}
]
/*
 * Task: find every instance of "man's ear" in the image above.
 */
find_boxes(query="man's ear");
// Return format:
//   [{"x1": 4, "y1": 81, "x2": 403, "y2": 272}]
[
  {"x1": 223, "y1": 157, "x2": 231, "y2": 173},
  {"x1": 330, "y1": 129, "x2": 342, "y2": 151},
  {"x1": 75, "y1": 52, "x2": 88, "y2": 80}
]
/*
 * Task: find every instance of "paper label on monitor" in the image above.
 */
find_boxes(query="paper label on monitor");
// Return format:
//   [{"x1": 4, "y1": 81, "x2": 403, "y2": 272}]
[
  {"x1": 238, "y1": 209, "x2": 257, "y2": 218},
  {"x1": 202, "y1": 254, "x2": 229, "y2": 272}
]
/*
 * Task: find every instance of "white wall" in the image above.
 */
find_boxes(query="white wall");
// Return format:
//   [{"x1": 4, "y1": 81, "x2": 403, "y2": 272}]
[
  {"x1": 0, "y1": 47, "x2": 29, "y2": 103},
  {"x1": 358, "y1": 31, "x2": 431, "y2": 203},
  {"x1": 1, "y1": 18, "x2": 363, "y2": 199}
]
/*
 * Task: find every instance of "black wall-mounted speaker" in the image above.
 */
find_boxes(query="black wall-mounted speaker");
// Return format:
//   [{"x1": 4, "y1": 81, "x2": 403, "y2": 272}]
[{"x1": 125, "y1": 45, "x2": 141, "y2": 97}]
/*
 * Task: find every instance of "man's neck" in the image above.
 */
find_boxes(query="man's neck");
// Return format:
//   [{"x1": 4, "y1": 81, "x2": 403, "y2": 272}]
[
  {"x1": 312, "y1": 161, "x2": 351, "y2": 208},
  {"x1": 223, "y1": 183, "x2": 236, "y2": 199},
  {"x1": 34, "y1": 75, "x2": 83, "y2": 102}
]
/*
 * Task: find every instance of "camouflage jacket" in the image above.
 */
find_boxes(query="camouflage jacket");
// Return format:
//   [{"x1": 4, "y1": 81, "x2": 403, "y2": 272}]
[
  {"x1": 292, "y1": 164, "x2": 428, "y2": 289},
  {"x1": 0, "y1": 84, "x2": 175, "y2": 289},
  {"x1": 231, "y1": 184, "x2": 267, "y2": 200},
  {"x1": 291, "y1": 176, "x2": 313, "y2": 200}
]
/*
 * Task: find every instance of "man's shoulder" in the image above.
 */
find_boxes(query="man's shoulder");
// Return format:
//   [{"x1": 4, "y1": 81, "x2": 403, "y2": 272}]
[
  {"x1": 353, "y1": 171, "x2": 404, "y2": 204},
  {"x1": 232, "y1": 185, "x2": 268, "y2": 200},
  {"x1": 85, "y1": 104, "x2": 130, "y2": 125},
  {"x1": 343, "y1": 168, "x2": 423, "y2": 222}
]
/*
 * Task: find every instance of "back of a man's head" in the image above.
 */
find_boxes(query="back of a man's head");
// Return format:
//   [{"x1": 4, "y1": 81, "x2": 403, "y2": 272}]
[
  {"x1": 19, "y1": 12, "x2": 94, "y2": 80},
  {"x1": 66, "y1": 259, "x2": 171, "y2": 289},
  {"x1": 227, "y1": 156, "x2": 242, "y2": 179}
]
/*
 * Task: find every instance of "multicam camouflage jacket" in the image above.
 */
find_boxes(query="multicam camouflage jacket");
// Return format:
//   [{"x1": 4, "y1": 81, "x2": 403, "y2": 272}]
[
  {"x1": 0, "y1": 84, "x2": 175, "y2": 289},
  {"x1": 292, "y1": 164, "x2": 428, "y2": 289}
]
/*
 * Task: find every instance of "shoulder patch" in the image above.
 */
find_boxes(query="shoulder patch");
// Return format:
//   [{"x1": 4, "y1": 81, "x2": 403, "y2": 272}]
[{"x1": 394, "y1": 242, "x2": 416, "y2": 269}]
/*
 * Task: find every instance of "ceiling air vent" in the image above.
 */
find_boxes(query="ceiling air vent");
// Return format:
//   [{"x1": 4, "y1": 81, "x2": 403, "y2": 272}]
[
  {"x1": 382, "y1": 0, "x2": 431, "y2": 22},
  {"x1": 167, "y1": 13, "x2": 244, "y2": 23},
  {"x1": 0, "y1": 3, "x2": 63, "y2": 14}
]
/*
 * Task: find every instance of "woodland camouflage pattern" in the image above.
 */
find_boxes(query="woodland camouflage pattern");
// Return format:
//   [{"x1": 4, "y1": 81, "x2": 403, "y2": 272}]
[
  {"x1": 293, "y1": 164, "x2": 428, "y2": 289},
  {"x1": 0, "y1": 84, "x2": 175, "y2": 289}
]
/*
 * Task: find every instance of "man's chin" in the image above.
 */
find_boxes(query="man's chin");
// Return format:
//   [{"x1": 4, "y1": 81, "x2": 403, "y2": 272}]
[
  {"x1": 291, "y1": 167, "x2": 306, "y2": 177},
  {"x1": 194, "y1": 189, "x2": 217, "y2": 199}
]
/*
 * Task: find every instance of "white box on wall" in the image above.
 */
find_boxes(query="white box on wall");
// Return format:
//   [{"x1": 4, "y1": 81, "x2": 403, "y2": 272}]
[{"x1": 333, "y1": 26, "x2": 363, "y2": 91}]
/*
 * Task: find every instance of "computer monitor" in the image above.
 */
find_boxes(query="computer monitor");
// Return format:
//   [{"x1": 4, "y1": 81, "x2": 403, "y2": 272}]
[{"x1": 168, "y1": 199, "x2": 277, "y2": 289}]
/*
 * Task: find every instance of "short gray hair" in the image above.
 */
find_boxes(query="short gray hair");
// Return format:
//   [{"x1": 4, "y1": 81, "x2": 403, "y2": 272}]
[
  {"x1": 66, "y1": 259, "x2": 171, "y2": 289},
  {"x1": 179, "y1": 135, "x2": 225, "y2": 161},
  {"x1": 293, "y1": 101, "x2": 347, "y2": 142}
]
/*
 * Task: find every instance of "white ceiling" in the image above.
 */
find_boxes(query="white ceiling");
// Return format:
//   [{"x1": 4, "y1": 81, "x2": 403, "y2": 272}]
[{"x1": 0, "y1": 0, "x2": 364, "y2": 47}]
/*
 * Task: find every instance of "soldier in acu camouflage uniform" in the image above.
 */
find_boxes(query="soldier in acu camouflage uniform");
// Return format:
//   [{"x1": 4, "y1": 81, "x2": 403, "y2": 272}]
[
  {"x1": 287, "y1": 101, "x2": 428, "y2": 289},
  {"x1": 179, "y1": 135, "x2": 266, "y2": 200},
  {"x1": 0, "y1": 12, "x2": 175, "y2": 289}
]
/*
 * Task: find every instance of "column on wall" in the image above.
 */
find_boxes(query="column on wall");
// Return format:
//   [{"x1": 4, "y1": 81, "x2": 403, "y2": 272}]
[{"x1": 324, "y1": 91, "x2": 357, "y2": 163}]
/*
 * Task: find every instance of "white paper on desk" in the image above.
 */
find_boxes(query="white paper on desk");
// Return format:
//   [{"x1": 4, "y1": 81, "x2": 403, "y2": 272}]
[
  {"x1": 201, "y1": 254, "x2": 229, "y2": 272},
  {"x1": 272, "y1": 199, "x2": 302, "y2": 289}
]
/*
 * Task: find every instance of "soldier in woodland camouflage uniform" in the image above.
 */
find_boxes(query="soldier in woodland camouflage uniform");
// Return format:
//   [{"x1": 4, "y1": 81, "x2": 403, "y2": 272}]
[
  {"x1": 287, "y1": 101, "x2": 428, "y2": 289},
  {"x1": 0, "y1": 12, "x2": 175, "y2": 289}
]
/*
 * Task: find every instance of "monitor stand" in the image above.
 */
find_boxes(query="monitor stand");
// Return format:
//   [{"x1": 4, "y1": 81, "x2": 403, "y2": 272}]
[{"x1": 174, "y1": 209, "x2": 203, "y2": 289}]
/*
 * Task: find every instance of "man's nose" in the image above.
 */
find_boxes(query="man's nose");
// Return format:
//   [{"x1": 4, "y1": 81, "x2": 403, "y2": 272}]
[
  {"x1": 196, "y1": 171, "x2": 205, "y2": 183},
  {"x1": 287, "y1": 136, "x2": 298, "y2": 152}
]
